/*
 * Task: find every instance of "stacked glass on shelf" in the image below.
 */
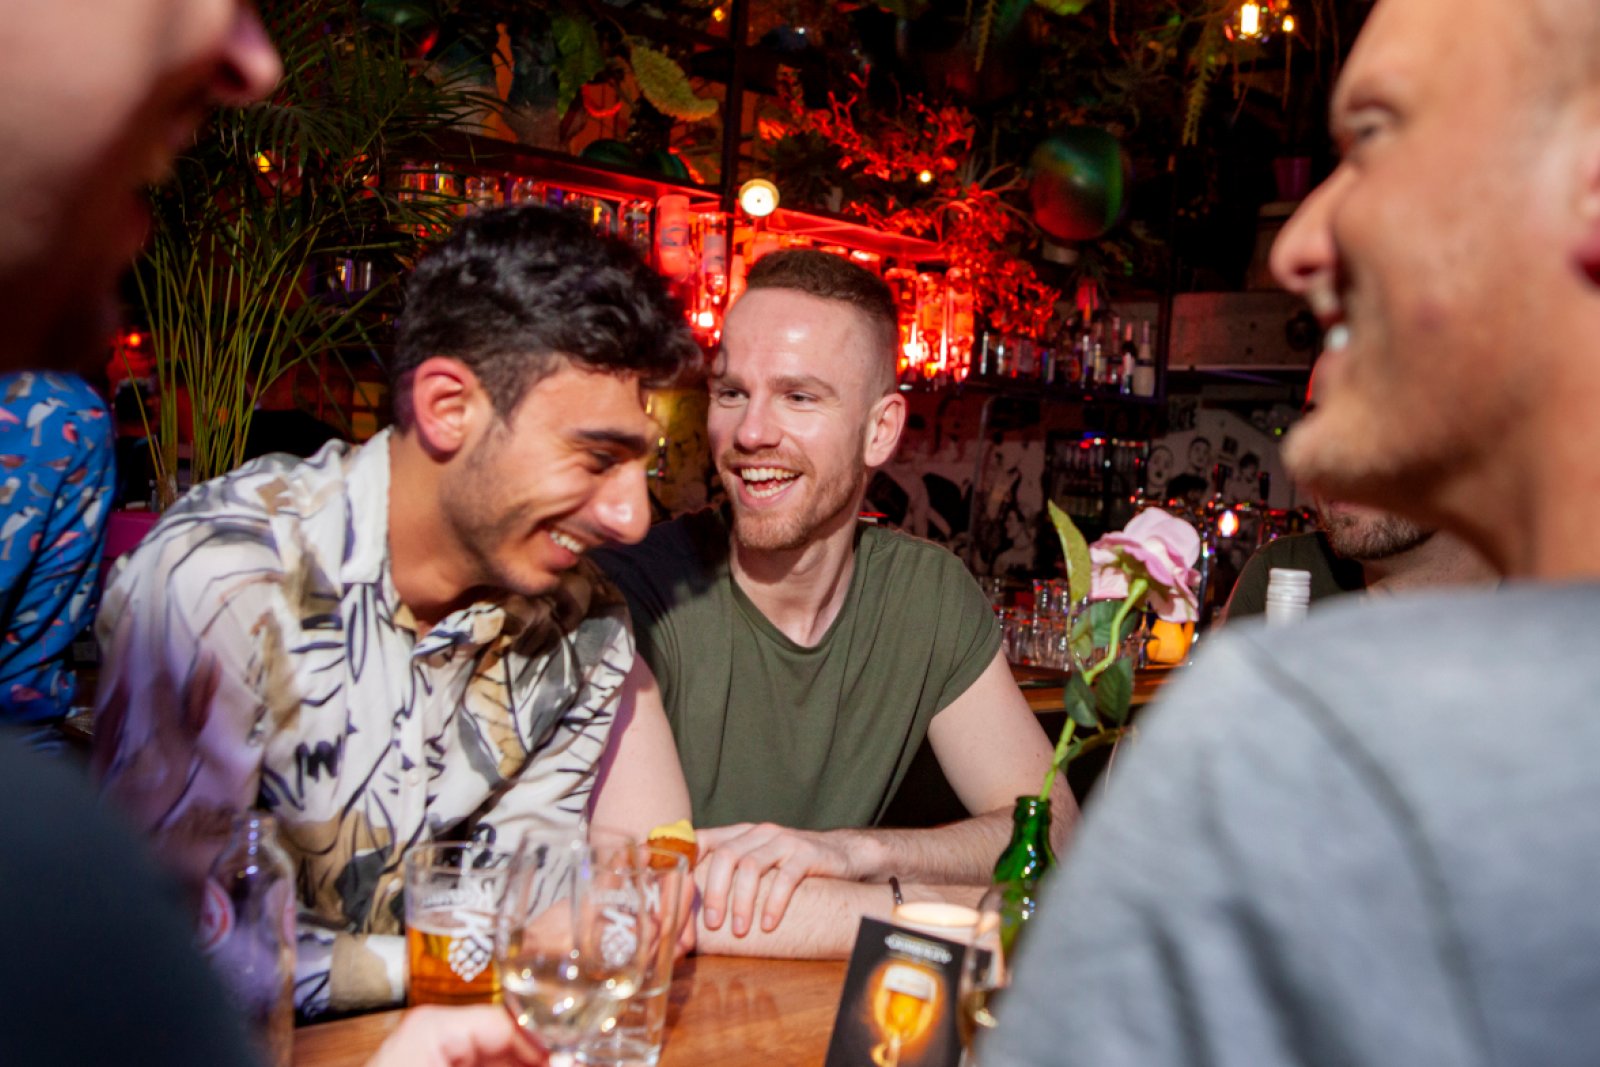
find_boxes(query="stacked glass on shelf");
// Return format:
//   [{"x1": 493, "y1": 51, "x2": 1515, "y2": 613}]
[
  {"x1": 999, "y1": 579, "x2": 1074, "y2": 671},
  {"x1": 399, "y1": 163, "x2": 655, "y2": 261},
  {"x1": 973, "y1": 311, "x2": 1158, "y2": 397}
]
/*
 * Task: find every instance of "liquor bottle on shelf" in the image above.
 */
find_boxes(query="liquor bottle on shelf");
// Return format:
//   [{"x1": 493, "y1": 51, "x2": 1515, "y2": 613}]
[
  {"x1": 699, "y1": 212, "x2": 729, "y2": 301},
  {"x1": 1089, "y1": 323, "x2": 1107, "y2": 387},
  {"x1": 1119, "y1": 323, "x2": 1138, "y2": 396},
  {"x1": 1063, "y1": 332, "x2": 1084, "y2": 386},
  {"x1": 1132, "y1": 321, "x2": 1158, "y2": 397}
]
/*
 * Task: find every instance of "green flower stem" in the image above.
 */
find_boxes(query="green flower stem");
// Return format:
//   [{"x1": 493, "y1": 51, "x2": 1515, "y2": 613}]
[
  {"x1": 1039, "y1": 721, "x2": 1076, "y2": 803},
  {"x1": 1037, "y1": 578, "x2": 1149, "y2": 802},
  {"x1": 1081, "y1": 579, "x2": 1148, "y2": 688}
]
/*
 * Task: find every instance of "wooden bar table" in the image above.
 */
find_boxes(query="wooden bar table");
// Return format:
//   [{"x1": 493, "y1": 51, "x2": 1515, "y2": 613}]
[
  {"x1": 293, "y1": 956, "x2": 848, "y2": 1067},
  {"x1": 1011, "y1": 663, "x2": 1175, "y2": 715}
]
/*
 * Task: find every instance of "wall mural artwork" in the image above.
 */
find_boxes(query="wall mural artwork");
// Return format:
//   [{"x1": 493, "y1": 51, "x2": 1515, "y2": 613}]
[{"x1": 1144, "y1": 407, "x2": 1301, "y2": 511}]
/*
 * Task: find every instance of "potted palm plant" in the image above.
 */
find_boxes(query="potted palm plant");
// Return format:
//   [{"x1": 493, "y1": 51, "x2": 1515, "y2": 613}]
[{"x1": 128, "y1": 0, "x2": 492, "y2": 508}]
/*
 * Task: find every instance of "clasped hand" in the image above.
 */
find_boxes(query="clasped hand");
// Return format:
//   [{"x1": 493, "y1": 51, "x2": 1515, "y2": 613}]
[{"x1": 696, "y1": 822, "x2": 876, "y2": 936}]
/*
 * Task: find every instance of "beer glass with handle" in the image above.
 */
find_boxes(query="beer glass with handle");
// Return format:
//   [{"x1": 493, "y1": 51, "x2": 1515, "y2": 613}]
[{"x1": 495, "y1": 831, "x2": 648, "y2": 1057}]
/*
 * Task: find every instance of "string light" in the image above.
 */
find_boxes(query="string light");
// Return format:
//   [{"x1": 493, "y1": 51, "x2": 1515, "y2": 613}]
[
  {"x1": 1231, "y1": 1, "x2": 1295, "y2": 42},
  {"x1": 1239, "y1": 2, "x2": 1263, "y2": 38},
  {"x1": 917, "y1": 169, "x2": 934, "y2": 184}
]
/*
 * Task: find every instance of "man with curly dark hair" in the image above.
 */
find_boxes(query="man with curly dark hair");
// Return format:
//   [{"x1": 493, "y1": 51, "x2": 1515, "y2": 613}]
[{"x1": 95, "y1": 204, "x2": 699, "y2": 1015}]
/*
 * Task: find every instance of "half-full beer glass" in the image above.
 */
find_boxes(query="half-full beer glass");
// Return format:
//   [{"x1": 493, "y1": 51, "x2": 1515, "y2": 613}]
[{"x1": 404, "y1": 842, "x2": 513, "y2": 1006}]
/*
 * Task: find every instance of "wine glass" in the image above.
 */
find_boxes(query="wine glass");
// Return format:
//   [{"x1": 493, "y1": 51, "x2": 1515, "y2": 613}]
[
  {"x1": 494, "y1": 832, "x2": 647, "y2": 1057},
  {"x1": 957, "y1": 888, "x2": 1008, "y2": 1064}
]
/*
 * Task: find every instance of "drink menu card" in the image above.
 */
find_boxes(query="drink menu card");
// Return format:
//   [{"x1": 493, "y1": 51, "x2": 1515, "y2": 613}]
[{"x1": 824, "y1": 918, "x2": 964, "y2": 1067}]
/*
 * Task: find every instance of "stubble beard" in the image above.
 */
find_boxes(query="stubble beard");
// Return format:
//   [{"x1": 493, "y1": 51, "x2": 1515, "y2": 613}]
[
  {"x1": 1320, "y1": 505, "x2": 1433, "y2": 560},
  {"x1": 724, "y1": 447, "x2": 867, "y2": 553},
  {"x1": 441, "y1": 427, "x2": 550, "y2": 599}
]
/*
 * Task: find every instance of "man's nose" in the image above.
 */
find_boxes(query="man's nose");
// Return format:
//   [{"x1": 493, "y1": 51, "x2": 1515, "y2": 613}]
[
  {"x1": 1269, "y1": 169, "x2": 1342, "y2": 299},
  {"x1": 210, "y1": 4, "x2": 284, "y2": 108},
  {"x1": 733, "y1": 400, "x2": 780, "y2": 453},
  {"x1": 592, "y1": 465, "x2": 651, "y2": 546}
]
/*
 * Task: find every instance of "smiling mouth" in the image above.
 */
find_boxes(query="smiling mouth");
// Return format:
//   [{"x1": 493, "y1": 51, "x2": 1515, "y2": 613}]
[
  {"x1": 549, "y1": 529, "x2": 586, "y2": 555},
  {"x1": 736, "y1": 466, "x2": 800, "y2": 500},
  {"x1": 1323, "y1": 323, "x2": 1350, "y2": 354}
]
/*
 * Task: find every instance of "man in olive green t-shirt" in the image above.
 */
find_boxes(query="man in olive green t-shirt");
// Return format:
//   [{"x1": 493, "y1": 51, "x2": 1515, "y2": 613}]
[{"x1": 597, "y1": 250, "x2": 1065, "y2": 958}]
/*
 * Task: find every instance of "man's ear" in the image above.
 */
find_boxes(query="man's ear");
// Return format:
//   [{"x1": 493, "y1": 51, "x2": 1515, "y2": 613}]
[
  {"x1": 863, "y1": 390, "x2": 908, "y2": 470},
  {"x1": 408, "y1": 357, "x2": 484, "y2": 460}
]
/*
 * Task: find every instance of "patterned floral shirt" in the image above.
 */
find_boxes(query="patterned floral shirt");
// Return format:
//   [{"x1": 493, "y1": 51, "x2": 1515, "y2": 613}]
[
  {"x1": 0, "y1": 371, "x2": 114, "y2": 725},
  {"x1": 94, "y1": 431, "x2": 633, "y2": 1015}
]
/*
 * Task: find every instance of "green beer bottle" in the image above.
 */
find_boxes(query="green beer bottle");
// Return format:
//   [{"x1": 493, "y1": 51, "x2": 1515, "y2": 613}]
[{"x1": 992, "y1": 796, "x2": 1056, "y2": 955}]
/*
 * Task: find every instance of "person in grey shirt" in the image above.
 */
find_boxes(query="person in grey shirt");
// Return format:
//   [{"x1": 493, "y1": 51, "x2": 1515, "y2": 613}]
[
  {"x1": 986, "y1": 0, "x2": 1600, "y2": 1062},
  {"x1": 991, "y1": 587, "x2": 1600, "y2": 1065}
]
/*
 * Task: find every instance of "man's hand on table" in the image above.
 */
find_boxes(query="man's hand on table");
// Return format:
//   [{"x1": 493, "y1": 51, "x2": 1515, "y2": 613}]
[
  {"x1": 367, "y1": 1005, "x2": 545, "y2": 1067},
  {"x1": 697, "y1": 822, "x2": 880, "y2": 936}
]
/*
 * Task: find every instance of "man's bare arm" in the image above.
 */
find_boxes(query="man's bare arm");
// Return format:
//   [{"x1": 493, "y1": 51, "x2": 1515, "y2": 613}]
[
  {"x1": 588, "y1": 657, "x2": 693, "y2": 841},
  {"x1": 699, "y1": 650, "x2": 1075, "y2": 935},
  {"x1": 695, "y1": 872, "x2": 985, "y2": 958}
]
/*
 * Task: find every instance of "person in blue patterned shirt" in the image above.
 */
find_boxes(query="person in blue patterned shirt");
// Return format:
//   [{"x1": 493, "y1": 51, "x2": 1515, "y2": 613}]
[{"x1": 0, "y1": 370, "x2": 114, "y2": 735}]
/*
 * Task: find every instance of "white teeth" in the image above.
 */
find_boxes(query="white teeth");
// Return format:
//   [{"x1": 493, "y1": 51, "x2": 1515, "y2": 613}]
[
  {"x1": 550, "y1": 530, "x2": 585, "y2": 554},
  {"x1": 739, "y1": 468, "x2": 798, "y2": 500},
  {"x1": 1306, "y1": 288, "x2": 1341, "y2": 320},
  {"x1": 740, "y1": 467, "x2": 798, "y2": 483},
  {"x1": 1324, "y1": 324, "x2": 1350, "y2": 353}
]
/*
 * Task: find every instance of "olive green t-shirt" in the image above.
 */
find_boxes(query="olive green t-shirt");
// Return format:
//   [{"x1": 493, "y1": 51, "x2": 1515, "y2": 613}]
[{"x1": 596, "y1": 510, "x2": 1001, "y2": 831}]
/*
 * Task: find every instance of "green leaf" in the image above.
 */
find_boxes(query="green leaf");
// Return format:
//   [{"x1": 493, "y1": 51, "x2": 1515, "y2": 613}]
[
  {"x1": 1048, "y1": 500, "x2": 1093, "y2": 606},
  {"x1": 629, "y1": 43, "x2": 718, "y2": 122},
  {"x1": 1094, "y1": 657, "x2": 1134, "y2": 725},
  {"x1": 874, "y1": 0, "x2": 929, "y2": 15},
  {"x1": 551, "y1": 14, "x2": 603, "y2": 118},
  {"x1": 1064, "y1": 672, "x2": 1098, "y2": 730},
  {"x1": 1088, "y1": 599, "x2": 1130, "y2": 651},
  {"x1": 1033, "y1": 0, "x2": 1092, "y2": 14}
]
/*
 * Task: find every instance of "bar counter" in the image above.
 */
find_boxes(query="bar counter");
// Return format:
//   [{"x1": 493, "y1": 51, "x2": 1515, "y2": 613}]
[{"x1": 293, "y1": 956, "x2": 848, "y2": 1067}]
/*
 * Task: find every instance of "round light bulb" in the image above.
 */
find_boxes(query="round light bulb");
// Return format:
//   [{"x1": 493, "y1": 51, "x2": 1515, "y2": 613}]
[
  {"x1": 738, "y1": 178, "x2": 779, "y2": 218},
  {"x1": 917, "y1": 169, "x2": 934, "y2": 184}
]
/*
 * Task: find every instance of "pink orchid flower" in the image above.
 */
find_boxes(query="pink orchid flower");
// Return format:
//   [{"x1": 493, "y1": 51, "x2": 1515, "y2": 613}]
[{"x1": 1088, "y1": 507, "x2": 1203, "y2": 622}]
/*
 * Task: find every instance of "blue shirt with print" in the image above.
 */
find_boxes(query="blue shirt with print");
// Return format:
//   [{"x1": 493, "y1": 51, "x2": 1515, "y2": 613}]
[{"x1": 0, "y1": 372, "x2": 114, "y2": 725}]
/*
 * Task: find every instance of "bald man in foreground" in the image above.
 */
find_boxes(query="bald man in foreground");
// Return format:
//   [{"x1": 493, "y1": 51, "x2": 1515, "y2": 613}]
[{"x1": 990, "y1": 0, "x2": 1600, "y2": 1062}]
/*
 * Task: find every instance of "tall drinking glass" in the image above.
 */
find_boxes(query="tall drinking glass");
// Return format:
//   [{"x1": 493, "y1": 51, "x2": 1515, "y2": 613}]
[
  {"x1": 495, "y1": 832, "x2": 648, "y2": 1057},
  {"x1": 576, "y1": 846, "x2": 690, "y2": 1066}
]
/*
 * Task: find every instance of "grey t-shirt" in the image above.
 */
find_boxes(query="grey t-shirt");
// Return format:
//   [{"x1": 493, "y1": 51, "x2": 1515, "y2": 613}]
[{"x1": 986, "y1": 585, "x2": 1600, "y2": 1066}]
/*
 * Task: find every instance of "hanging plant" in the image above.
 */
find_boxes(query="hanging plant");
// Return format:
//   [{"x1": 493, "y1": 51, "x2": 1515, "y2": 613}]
[
  {"x1": 628, "y1": 42, "x2": 719, "y2": 122},
  {"x1": 547, "y1": 12, "x2": 605, "y2": 115}
]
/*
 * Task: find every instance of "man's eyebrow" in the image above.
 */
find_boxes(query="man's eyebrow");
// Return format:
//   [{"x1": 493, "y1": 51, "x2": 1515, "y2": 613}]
[
  {"x1": 573, "y1": 428, "x2": 652, "y2": 454},
  {"x1": 772, "y1": 374, "x2": 836, "y2": 397}
]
